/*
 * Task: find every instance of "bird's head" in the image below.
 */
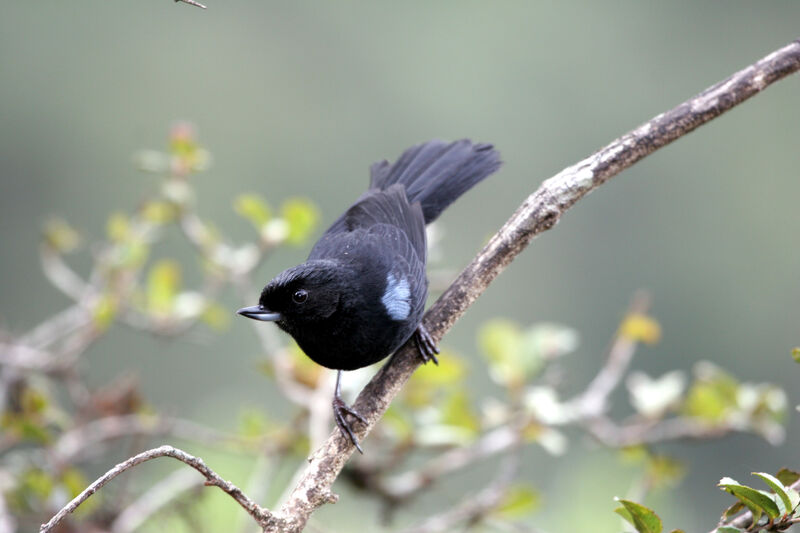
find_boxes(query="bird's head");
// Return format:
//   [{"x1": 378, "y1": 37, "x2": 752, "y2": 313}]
[{"x1": 237, "y1": 260, "x2": 344, "y2": 332}]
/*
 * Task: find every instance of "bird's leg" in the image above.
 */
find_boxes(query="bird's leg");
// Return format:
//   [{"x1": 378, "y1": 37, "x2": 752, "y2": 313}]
[
  {"x1": 332, "y1": 369, "x2": 367, "y2": 453},
  {"x1": 414, "y1": 323, "x2": 440, "y2": 365}
]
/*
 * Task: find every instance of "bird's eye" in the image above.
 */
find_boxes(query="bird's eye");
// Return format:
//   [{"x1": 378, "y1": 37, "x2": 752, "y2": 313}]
[{"x1": 292, "y1": 289, "x2": 308, "y2": 304}]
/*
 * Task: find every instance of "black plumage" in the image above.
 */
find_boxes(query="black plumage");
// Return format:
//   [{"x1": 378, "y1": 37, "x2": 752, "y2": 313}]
[{"x1": 238, "y1": 139, "x2": 501, "y2": 451}]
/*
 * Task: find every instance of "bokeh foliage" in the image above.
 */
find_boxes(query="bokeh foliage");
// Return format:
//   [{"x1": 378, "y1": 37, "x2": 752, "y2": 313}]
[{"x1": 2, "y1": 129, "x2": 797, "y2": 532}]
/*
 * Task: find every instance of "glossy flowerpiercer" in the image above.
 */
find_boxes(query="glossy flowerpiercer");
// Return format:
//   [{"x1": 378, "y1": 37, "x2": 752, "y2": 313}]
[{"x1": 238, "y1": 139, "x2": 501, "y2": 451}]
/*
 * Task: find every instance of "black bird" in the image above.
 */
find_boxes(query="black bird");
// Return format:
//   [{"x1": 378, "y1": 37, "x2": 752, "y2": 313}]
[{"x1": 237, "y1": 139, "x2": 501, "y2": 451}]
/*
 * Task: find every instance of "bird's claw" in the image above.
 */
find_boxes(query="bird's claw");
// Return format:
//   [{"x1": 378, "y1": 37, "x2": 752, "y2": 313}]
[
  {"x1": 332, "y1": 396, "x2": 367, "y2": 453},
  {"x1": 414, "y1": 324, "x2": 440, "y2": 365}
]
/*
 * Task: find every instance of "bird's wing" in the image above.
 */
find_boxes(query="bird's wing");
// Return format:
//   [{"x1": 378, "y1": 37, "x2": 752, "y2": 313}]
[
  {"x1": 365, "y1": 222, "x2": 428, "y2": 317},
  {"x1": 312, "y1": 184, "x2": 426, "y2": 263}
]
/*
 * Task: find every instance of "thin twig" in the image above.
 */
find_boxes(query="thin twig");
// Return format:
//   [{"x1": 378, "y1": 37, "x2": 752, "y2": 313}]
[
  {"x1": 39, "y1": 246, "x2": 94, "y2": 303},
  {"x1": 0, "y1": 343, "x2": 57, "y2": 371},
  {"x1": 573, "y1": 290, "x2": 651, "y2": 417},
  {"x1": 51, "y1": 414, "x2": 267, "y2": 464},
  {"x1": 385, "y1": 425, "x2": 520, "y2": 500},
  {"x1": 18, "y1": 304, "x2": 90, "y2": 349},
  {"x1": 0, "y1": 491, "x2": 15, "y2": 533},
  {"x1": 175, "y1": 0, "x2": 207, "y2": 9},
  {"x1": 586, "y1": 416, "x2": 733, "y2": 448},
  {"x1": 40, "y1": 445, "x2": 272, "y2": 533},
  {"x1": 397, "y1": 449, "x2": 521, "y2": 533},
  {"x1": 268, "y1": 39, "x2": 800, "y2": 533}
]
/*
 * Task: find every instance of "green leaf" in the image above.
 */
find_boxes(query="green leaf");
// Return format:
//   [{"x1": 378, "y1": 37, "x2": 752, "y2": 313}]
[
  {"x1": 414, "y1": 388, "x2": 480, "y2": 447},
  {"x1": 479, "y1": 320, "x2": 577, "y2": 389},
  {"x1": 615, "y1": 505, "x2": 635, "y2": 526},
  {"x1": 683, "y1": 365, "x2": 740, "y2": 422},
  {"x1": 106, "y1": 212, "x2": 131, "y2": 242},
  {"x1": 5, "y1": 417, "x2": 52, "y2": 444},
  {"x1": 141, "y1": 200, "x2": 177, "y2": 224},
  {"x1": 614, "y1": 498, "x2": 662, "y2": 533},
  {"x1": 752, "y1": 472, "x2": 792, "y2": 515},
  {"x1": 167, "y1": 122, "x2": 210, "y2": 174},
  {"x1": 718, "y1": 477, "x2": 780, "y2": 520},
  {"x1": 721, "y1": 501, "x2": 746, "y2": 521},
  {"x1": 494, "y1": 484, "x2": 540, "y2": 518},
  {"x1": 169, "y1": 122, "x2": 199, "y2": 156},
  {"x1": 20, "y1": 386, "x2": 49, "y2": 415},
  {"x1": 619, "y1": 313, "x2": 662, "y2": 344},
  {"x1": 281, "y1": 198, "x2": 319, "y2": 245},
  {"x1": 238, "y1": 409, "x2": 270, "y2": 438},
  {"x1": 200, "y1": 300, "x2": 231, "y2": 331},
  {"x1": 647, "y1": 455, "x2": 686, "y2": 488},
  {"x1": 440, "y1": 389, "x2": 480, "y2": 436},
  {"x1": 22, "y1": 468, "x2": 54, "y2": 500},
  {"x1": 787, "y1": 488, "x2": 800, "y2": 513},
  {"x1": 619, "y1": 445, "x2": 649, "y2": 465},
  {"x1": 286, "y1": 342, "x2": 323, "y2": 388},
  {"x1": 792, "y1": 347, "x2": 800, "y2": 364},
  {"x1": 404, "y1": 350, "x2": 465, "y2": 406},
  {"x1": 775, "y1": 468, "x2": 800, "y2": 487},
  {"x1": 60, "y1": 468, "x2": 89, "y2": 498},
  {"x1": 92, "y1": 293, "x2": 118, "y2": 331},
  {"x1": 42, "y1": 217, "x2": 81, "y2": 253},
  {"x1": 478, "y1": 319, "x2": 524, "y2": 388},
  {"x1": 234, "y1": 193, "x2": 272, "y2": 229},
  {"x1": 774, "y1": 469, "x2": 800, "y2": 513},
  {"x1": 107, "y1": 235, "x2": 150, "y2": 270},
  {"x1": 146, "y1": 260, "x2": 181, "y2": 315},
  {"x1": 716, "y1": 527, "x2": 743, "y2": 533},
  {"x1": 382, "y1": 405, "x2": 413, "y2": 440},
  {"x1": 60, "y1": 467, "x2": 97, "y2": 516}
]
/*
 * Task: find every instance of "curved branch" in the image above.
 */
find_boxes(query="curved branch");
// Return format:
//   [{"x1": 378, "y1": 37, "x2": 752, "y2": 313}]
[
  {"x1": 40, "y1": 445, "x2": 272, "y2": 532},
  {"x1": 269, "y1": 39, "x2": 800, "y2": 532}
]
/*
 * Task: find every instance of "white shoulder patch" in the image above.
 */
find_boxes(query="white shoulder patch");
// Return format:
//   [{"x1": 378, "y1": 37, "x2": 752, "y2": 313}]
[{"x1": 381, "y1": 273, "x2": 411, "y2": 321}]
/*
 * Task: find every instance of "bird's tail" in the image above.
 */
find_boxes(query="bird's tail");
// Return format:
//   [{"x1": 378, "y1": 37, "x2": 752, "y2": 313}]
[{"x1": 368, "y1": 139, "x2": 502, "y2": 224}]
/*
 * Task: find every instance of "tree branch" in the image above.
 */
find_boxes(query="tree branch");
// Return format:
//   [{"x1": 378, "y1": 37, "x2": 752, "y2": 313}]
[
  {"x1": 174, "y1": 0, "x2": 207, "y2": 9},
  {"x1": 397, "y1": 451, "x2": 521, "y2": 533},
  {"x1": 40, "y1": 445, "x2": 273, "y2": 532},
  {"x1": 573, "y1": 290, "x2": 651, "y2": 418},
  {"x1": 51, "y1": 414, "x2": 269, "y2": 464},
  {"x1": 269, "y1": 39, "x2": 800, "y2": 532}
]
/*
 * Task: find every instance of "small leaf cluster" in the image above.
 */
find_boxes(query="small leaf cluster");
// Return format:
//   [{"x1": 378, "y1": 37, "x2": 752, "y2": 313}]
[
  {"x1": 717, "y1": 470, "x2": 800, "y2": 531},
  {"x1": 2, "y1": 125, "x2": 321, "y2": 530},
  {"x1": 613, "y1": 469, "x2": 800, "y2": 533}
]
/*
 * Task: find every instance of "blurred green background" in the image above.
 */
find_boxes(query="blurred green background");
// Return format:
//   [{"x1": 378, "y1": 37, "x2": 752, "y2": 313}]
[{"x1": 1, "y1": 2, "x2": 799, "y2": 532}]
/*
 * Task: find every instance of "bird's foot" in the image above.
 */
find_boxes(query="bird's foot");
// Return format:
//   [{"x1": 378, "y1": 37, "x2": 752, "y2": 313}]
[
  {"x1": 414, "y1": 324, "x2": 440, "y2": 365},
  {"x1": 332, "y1": 396, "x2": 367, "y2": 453}
]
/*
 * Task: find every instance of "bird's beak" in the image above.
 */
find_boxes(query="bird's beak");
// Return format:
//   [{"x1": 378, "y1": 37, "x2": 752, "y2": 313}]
[{"x1": 236, "y1": 305, "x2": 282, "y2": 322}]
